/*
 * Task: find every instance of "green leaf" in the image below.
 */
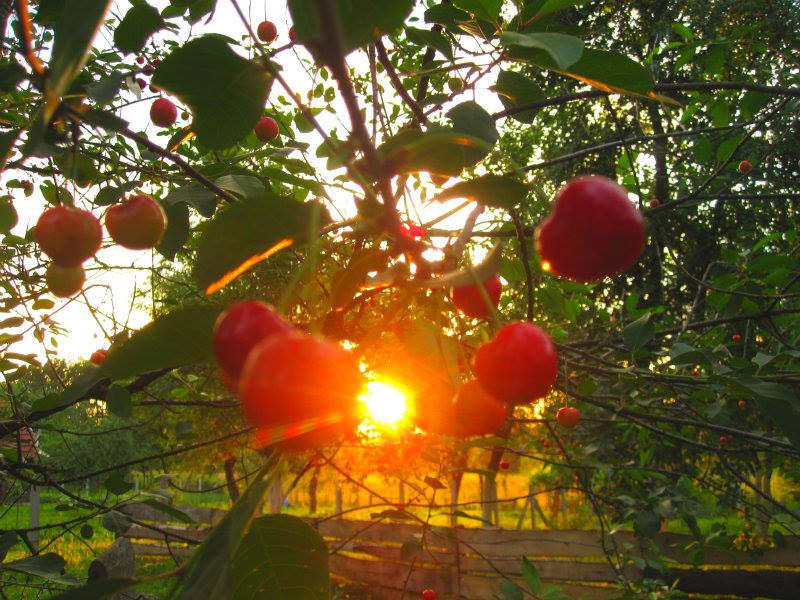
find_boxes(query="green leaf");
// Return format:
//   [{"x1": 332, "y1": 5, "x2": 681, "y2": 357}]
[
  {"x1": 215, "y1": 175, "x2": 266, "y2": 201},
  {"x1": 509, "y1": 47, "x2": 654, "y2": 97},
  {"x1": 376, "y1": 129, "x2": 490, "y2": 177},
  {"x1": 623, "y1": 312, "x2": 655, "y2": 350},
  {"x1": 495, "y1": 70, "x2": 545, "y2": 123},
  {"x1": 500, "y1": 578, "x2": 524, "y2": 600},
  {"x1": 533, "y1": 0, "x2": 587, "y2": 18},
  {"x1": 447, "y1": 101, "x2": 498, "y2": 146},
  {"x1": 114, "y1": 3, "x2": 164, "y2": 54},
  {"x1": 405, "y1": 27, "x2": 453, "y2": 60},
  {"x1": 152, "y1": 36, "x2": 273, "y2": 149},
  {"x1": 522, "y1": 557, "x2": 542, "y2": 594},
  {"x1": 176, "y1": 456, "x2": 280, "y2": 600},
  {"x1": 105, "y1": 384, "x2": 132, "y2": 419},
  {"x1": 94, "y1": 185, "x2": 127, "y2": 206},
  {"x1": 452, "y1": 0, "x2": 502, "y2": 21},
  {"x1": 424, "y1": 5, "x2": 471, "y2": 28},
  {"x1": 49, "y1": 578, "x2": 138, "y2": 600},
  {"x1": 139, "y1": 498, "x2": 195, "y2": 524},
  {"x1": 101, "y1": 511, "x2": 131, "y2": 536},
  {"x1": 734, "y1": 378, "x2": 800, "y2": 449},
  {"x1": 80, "y1": 524, "x2": 93, "y2": 539},
  {"x1": 87, "y1": 72, "x2": 127, "y2": 104},
  {"x1": 104, "y1": 470, "x2": 134, "y2": 496},
  {"x1": 435, "y1": 175, "x2": 528, "y2": 210},
  {"x1": 157, "y1": 201, "x2": 191, "y2": 261},
  {"x1": 288, "y1": 0, "x2": 414, "y2": 55},
  {"x1": 500, "y1": 32, "x2": 584, "y2": 70},
  {"x1": 2, "y1": 553, "x2": 77, "y2": 585},
  {"x1": 98, "y1": 305, "x2": 222, "y2": 380},
  {"x1": 193, "y1": 193, "x2": 320, "y2": 293},
  {"x1": 228, "y1": 515, "x2": 330, "y2": 600},
  {"x1": 635, "y1": 511, "x2": 661, "y2": 538},
  {"x1": 164, "y1": 184, "x2": 218, "y2": 217},
  {"x1": 0, "y1": 61, "x2": 25, "y2": 92},
  {"x1": 330, "y1": 249, "x2": 388, "y2": 309}
]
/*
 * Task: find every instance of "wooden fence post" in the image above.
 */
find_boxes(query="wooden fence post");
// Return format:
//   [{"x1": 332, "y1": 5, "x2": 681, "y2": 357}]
[
  {"x1": 29, "y1": 484, "x2": 39, "y2": 551},
  {"x1": 88, "y1": 537, "x2": 135, "y2": 600},
  {"x1": 335, "y1": 484, "x2": 343, "y2": 515}
]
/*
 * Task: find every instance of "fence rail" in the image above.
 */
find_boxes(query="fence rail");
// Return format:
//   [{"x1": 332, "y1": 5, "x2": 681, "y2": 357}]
[{"x1": 119, "y1": 503, "x2": 800, "y2": 599}]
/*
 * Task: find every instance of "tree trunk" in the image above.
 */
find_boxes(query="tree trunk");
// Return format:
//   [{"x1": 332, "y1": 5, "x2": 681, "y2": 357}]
[
  {"x1": 309, "y1": 469, "x2": 319, "y2": 515},
  {"x1": 223, "y1": 457, "x2": 240, "y2": 503}
]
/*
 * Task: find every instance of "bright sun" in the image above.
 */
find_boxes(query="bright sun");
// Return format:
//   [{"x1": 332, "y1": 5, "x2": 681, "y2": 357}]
[{"x1": 359, "y1": 380, "x2": 410, "y2": 429}]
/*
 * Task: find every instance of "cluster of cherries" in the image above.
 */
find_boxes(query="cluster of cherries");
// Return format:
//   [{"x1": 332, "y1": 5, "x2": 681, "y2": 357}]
[
  {"x1": 35, "y1": 195, "x2": 167, "y2": 298},
  {"x1": 212, "y1": 301, "x2": 363, "y2": 452}
]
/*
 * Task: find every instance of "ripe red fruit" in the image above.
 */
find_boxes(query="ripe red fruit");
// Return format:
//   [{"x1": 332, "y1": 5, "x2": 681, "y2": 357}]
[
  {"x1": 45, "y1": 263, "x2": 85, "y2": 298},
  {"x1": 738, "y1": 160, "x2": 752, "y2": 175},
  {"x1": 105, "y1": 194, "x2": 167, "y2": 250},
  {"x1": 732, "y1": 333, "x2": 742, "y2": 343},
  {"x1": 648, "y1": 198, "x2": 660, "y2": 209},
  {"x1": 691, "y1": 368, "x2": 700, "y2": 378},
  {"x1": 150, "y1": 98, "x2": 177, "y2": 127},
  {"x1": 213, "y1": 301, "x2": 294, "y2": 378},
  {"x1": 289, "y1": 27, "x2": 297, "y2": 42},
  {"x1": 452, "y1": 273, "x2": 502, "y2": 319},
  {"x1": 254, "y1": 116, "x2": 280, "y2": 142},
  {"x1": 473, "y1": 322, "x2": 557, "y2": 404},
  {"x1": 535, "y1": 176, "x2": 646, "y2": 282},
  {"x1": 152, "y1": 58, "x2": 161, "y2": 67},
  {"x1": 239, "y1": 335, "x2": 363, "y2": 451},
  {"x1": 90, "y1": 349, "x2": 108, "y2": 365},
  {"x1": 499, "y1": 460, "x2": 510, "y2": 470},
  {"x1": 143, "y1": 63, "x2": 154, "y2": 75},
  {"x1": 35, "y1": 206, "x2": 102, "y2": 267},
  {"x1": 422, "y1": 589, "x2": 437, "y2": 600},
  {"x1": 451, "y1": 380, "x2": 507, "y2": 437},
  {"x1": 556, "y1": 406, "x2": 581, "y2": 429},
  {"x1": 719, "y1": 434, "x2": 733, "y2": 444},
  {"x1": 136, "y1": 56, "x2": 145, "y2": 65},
  {"x1": 737, "y1": 399, "x2": 746, "y2": 409},
  {"x1": 256, "y1": 20, "x2": 278, "y2": 42},
  {"x1": 135, "y1": 77, "x2": 146, "y2": 89},
  {"x1": 399, "y1": 222, "x2": 425, "y2": 240}
]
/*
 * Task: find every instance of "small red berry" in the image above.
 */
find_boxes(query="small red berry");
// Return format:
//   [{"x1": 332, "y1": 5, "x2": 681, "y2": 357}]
[
  {"x1": 732, "y1": 334, "x2": 742, "y2": 343},
  {"x1": 256, "y1": 20, "x2": 278, "y2": 42},
  {"x1": 399, "y1": 222, "x2": 425, "y2": 240},
  {"x1": 143, "y1": 64, "x2": 154, "y2": 75},
  {"x1": 499, "y1": 460, "x2": 510, "y2": 470},
  {"x1": 90, "y1": 349, "x2": 108, "y2": 365},
  {"x1": 150, "y1": 98, "x2": 177, "y2": 127},
  {"x1": 152, "y1": 58, "x2": 161, "y2": 67},
  {"x1": 556, "y1": 406, "x2": 581, "y2": 429},
  {"x1": 473, "y1": 322, "x2": 557, "y2": 404},
  {"x1": 213, "y1": 301, "x2": 295, "y2": 378},
  {"x1": 136, "y1": 56, "x2": 145, "y2": 65},
  {"x1": 254, "y1": 116, "x2": 280, "y2": 142},
  {"x1": 135, "y1": 78, "x2": 146, "y2": 89},
  {"x1": 422, "y1": 589, "x2": 437, "y2": 600},
  {"x1": 738, "y1": 160, "x2": 752, "y2": 175},
  {"x1": 648, "y1": 198, "x2": 660, "y2": 209},
  {"x1": 691, "y1": 368, "x2": 700, "y2": 378},
  {"x1": 737, "y1": 399, "x2": 746, "y2": 409},
  {"x1": 452, "y1": 274, "x2": 502, "y2": 319},
  {"x1": 35, "y1": 206, "x2": 102, "y2": 267},
  {"x1": 289, "y1": 27, "x2": 297, "y2": 42},
  {"x1": 536, "y1": 176, "x2": 646, "y2": 282}
]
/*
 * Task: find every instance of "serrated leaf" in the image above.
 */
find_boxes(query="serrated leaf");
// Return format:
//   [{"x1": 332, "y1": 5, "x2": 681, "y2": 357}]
[
  {"x1": 500, "y1": 32, "x2": 583, "y2": 70},
  {"x1": 228, "y1": 515, "x2": 330, "y2": 600},
  {"x1": 114, "y1": 3, "x2": 164, "y2": 54},
  {"x1": 87, "y1": 72, "x2": 127, "y2": 104},
  {"x1": 152, "y1": 36, "x2": 272, "y2": 149},
  {"x1": 435, "y1": 175, "x2": 528, "y2": 210},
  {"x1": 105, "y1": 384, "x2": 132, "y2": 419},
  {"x1": 288, "y1": 0, "x2": 414, "y2": 55},
  {"x1": 193, "y1": 193, "x2": 320, "y2": 293},
  {"x1": 623, "y1": 312, "x2": 654, "y2": 350},
  {"x1": 98, "y1": 305, "x2": 222, "y2": 380}
]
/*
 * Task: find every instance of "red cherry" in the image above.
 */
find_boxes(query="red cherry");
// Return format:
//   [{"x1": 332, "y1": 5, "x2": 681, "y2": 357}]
[
  {"x1": 45, "y1": 263, "x2": 85, "y2": 298},
  {"x1": 143, "y1": 63, "x2": 154, "y2": 75},
  {"x1": 399, "y1": 222, "x2": 425, "y2": 240},
  {"x1": 135, "y1": 77, "x2": 146, "y2": 89},
  {"x1": 289, "y1": 27, "x2": 297, "y2": 42},
  {"x1": 256, "y1": 20, "x2": 278, "y2": 42},
  {"x1": 239, "y1": 335, "x2": 363, "y2": 452},
  {"x1": 422, "y1": 589, "x2": 437, "y2": 600},
  {"x1": 150, "y1": 98, "x2": 177, "y2": 127},
  {"x1": 254, "y1": 116, "x2": 280, "y2": 142},
  {"x1": 556, "y1": 406, "x2": 581, "y2": 429},
  {"x1": 35, "y1": 206, "x2": 102, "y2": 267},
  {"x1": 732, "y1": 334, "x2": 742, "y2": 343},
  {"x1": 90, "y1": 349, "x2": 108, "y2": 366},
  {"x1": 499, "y1": 460, "x2": 510, "y2": 470},
  {"x1": 105, "y1": 194, "x2": 167, "y2": 250},
  {"x1": 136, "y1": 56, "x2": 145, "y2": 65},
  {"x1": 737, "y1": 399, "x2": 746, "y2": 409},
  {"x1": 451, "y1": 380, "x2": 507, "y2": 437},
  {"x1": 452, "y1": 273, "x2": 502, "y2": 319},
  {"x1": 691, "y1": 369, "x2": 700, "y2": 378},
  {"x1": 535, "y1": 176, "x2": 646, "y2": 282},
  {"x1": 152, "y1": 58, "x2": 161, "y2": 67},
  {"x1": 719, "y1": 434, "x2": 733, "y2": 444},
  {"x1": 648, "y1": 198, "x2": 660, "y2": 209},
  {"x1": 213, "y1": 300, "x2": 294, "y2": 378},
  {"x1": 738, "y1": 160, "x2": 752, "y2": 175},
  {"x1": 473, "y1": 322, "x2": 557, "y2": 404},
  {"x1": 149, "y1": 84, "x2": 159, "y2": 93}
]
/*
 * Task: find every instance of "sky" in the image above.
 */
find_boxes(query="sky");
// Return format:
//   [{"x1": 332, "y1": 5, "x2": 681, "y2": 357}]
[{"x1": 4, "y1": 1, "x2": 508, "y2": 363}]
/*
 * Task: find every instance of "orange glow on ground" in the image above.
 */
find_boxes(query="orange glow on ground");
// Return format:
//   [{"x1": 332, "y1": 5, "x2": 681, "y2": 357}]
[{"x1": 358, "y1": 379, "x2": 411, "y2": 437}]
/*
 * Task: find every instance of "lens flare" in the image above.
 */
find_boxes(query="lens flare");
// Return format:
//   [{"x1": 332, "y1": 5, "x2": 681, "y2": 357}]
[{"x1": 359, "y1": 379, "x2": 410, "y2": 434}]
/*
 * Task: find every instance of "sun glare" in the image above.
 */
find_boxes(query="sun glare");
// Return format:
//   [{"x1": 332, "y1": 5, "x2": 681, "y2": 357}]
[{"x1": 359, "y1": 380, "x2": 410, "y2": 430}]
